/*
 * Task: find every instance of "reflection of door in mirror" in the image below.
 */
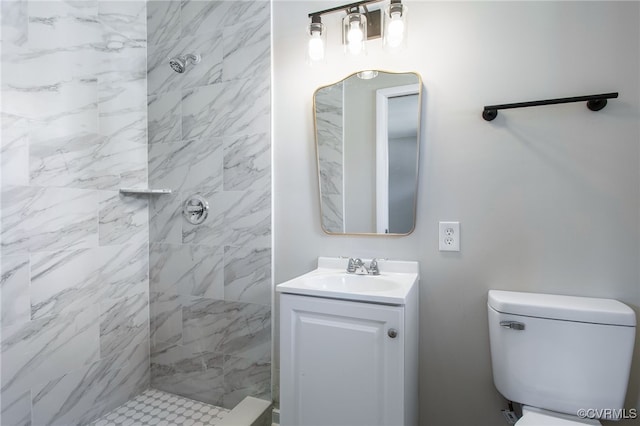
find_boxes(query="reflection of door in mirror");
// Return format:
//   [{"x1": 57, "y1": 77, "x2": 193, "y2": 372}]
[{"x1": 376, "y1": 85, "x2": 420, "y2": 234}]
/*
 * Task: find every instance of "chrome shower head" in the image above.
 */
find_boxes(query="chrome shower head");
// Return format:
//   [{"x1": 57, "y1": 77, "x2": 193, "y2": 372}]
[
  {"x1": 168, "y1": 53, "x2": 201, "y2": 73},
  {"x1": 169, "y1": 58, "x2": 186, "y2": 73}
]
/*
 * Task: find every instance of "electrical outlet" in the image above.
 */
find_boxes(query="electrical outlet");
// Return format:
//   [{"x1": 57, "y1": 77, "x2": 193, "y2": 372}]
[{"x1": 439, "y1": 221, "x2": 460, "y2": 251}]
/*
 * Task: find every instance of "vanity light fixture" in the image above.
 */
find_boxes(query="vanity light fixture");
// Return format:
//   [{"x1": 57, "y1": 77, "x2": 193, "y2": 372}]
[
  {"x1": 307, "y1": 15, "x2": 326, "y2": 63},
  {"x1": 383, "y1": 0, "x2": 407, "y2": 49},
  {"x1": 343, "y1": 7, "x2": 367, "y2": 55},
  {"x1": 307, "y1": 0, "x2": 407, "y2": 63}
]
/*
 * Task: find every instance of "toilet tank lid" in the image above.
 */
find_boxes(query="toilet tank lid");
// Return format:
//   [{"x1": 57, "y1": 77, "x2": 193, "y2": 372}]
[{"x1": 488, "y1": 290, "x2": 636, "y2": 326}]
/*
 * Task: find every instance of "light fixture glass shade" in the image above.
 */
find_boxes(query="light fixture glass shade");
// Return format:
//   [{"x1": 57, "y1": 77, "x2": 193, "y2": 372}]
[
  {"x1": 307, "y1": 19, "x2": 326, "y2": 63},
  {"x1": 342, "y1": 12, "x2": 367, "y2": 55},
  {"x1": 383, "y1": 1, "x2": 407, "y2": 50}
]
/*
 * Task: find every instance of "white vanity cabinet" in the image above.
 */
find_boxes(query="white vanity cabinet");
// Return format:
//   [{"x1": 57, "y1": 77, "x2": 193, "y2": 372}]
[{"x1": 278, "y1": 259, "x2": 419, "y2": 426}]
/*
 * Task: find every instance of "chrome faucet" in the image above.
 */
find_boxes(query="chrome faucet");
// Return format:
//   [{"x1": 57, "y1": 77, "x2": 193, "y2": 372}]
[
  {"x1": 354, "y1": 258, "x2": 369, "y2": 275},
  {"x1": 346, "y1": 258, "x2": 380, "y2": 275},
  {"x1": 369, "y1": 258, "x2": 380, "y2": 275},
  {"x1": 347, "y1": 258, "x2": 357, "y2": 273}
]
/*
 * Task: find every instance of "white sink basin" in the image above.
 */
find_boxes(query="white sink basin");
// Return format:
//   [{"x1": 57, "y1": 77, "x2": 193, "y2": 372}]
[
  {"x1": 302, "y1": 273, "x2": 402, "y2": 293},
  {"x1": 276, "y1": 257, "x2": 419, "y2": 305}
]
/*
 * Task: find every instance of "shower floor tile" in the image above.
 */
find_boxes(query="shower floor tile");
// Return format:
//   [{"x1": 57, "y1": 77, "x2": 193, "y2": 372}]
[{"x1": 91, "y1": 389, "x2": 230, "y2": 426}]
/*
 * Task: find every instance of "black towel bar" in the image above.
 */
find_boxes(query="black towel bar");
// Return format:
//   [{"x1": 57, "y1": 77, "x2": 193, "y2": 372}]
[{"x1": 482, "y1": 92, "x2": 618, "y2": 121}]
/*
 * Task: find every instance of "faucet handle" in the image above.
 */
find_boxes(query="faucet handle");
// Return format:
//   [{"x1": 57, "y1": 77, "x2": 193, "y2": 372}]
[
  {"x1": 347, "y1": 258, "x2": 357, "y2": 273},
  {"x1": 369, "y1": 258, "x2": 380, "y2": 275}
]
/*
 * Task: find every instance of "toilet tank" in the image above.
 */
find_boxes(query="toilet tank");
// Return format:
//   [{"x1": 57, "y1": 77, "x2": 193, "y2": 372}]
[{"x1": 488, "y1": 290, "x2": 636, "y2": 419}]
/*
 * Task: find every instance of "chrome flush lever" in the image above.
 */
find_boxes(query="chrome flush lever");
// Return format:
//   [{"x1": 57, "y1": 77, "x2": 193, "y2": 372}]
[{"x1": 500, "y1": 321, "x2": 525, "y2": 331}]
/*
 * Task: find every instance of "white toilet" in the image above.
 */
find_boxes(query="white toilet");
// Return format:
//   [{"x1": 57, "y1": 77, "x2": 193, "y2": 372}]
[{"x1": 488, "y1": 290, "x2": 636, "y2": 425}]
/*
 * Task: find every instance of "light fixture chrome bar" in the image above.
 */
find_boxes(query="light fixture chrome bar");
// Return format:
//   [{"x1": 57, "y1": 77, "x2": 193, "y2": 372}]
[
  {"x1": 308, "y1": 0, "x2": 384, "y2": 18},
  {"x1": 364, "y1": 7, "x2": 382, "y2": 39}
]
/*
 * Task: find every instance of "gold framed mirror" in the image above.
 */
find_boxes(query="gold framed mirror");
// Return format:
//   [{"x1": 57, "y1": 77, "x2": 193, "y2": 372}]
[{"x1": 314, "y1": 70, "x2": 423, "y2": 235}]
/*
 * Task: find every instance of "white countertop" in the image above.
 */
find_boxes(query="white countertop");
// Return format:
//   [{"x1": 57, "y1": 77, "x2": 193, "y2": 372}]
[{"x1": 276, "y1": 257, "x2": 419, "y2": 305}]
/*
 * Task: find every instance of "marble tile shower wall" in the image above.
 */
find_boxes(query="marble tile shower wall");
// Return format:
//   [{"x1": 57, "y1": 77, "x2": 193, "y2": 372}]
[
  {"x1": 146, "y1": 0, "x2": 271, "y2": 409},
  {"x1": 0, "y1": 1, "x2": 150, "y2": 425},
  {"x1": 316, "y1": 83, "x2": 344, "y2": 233}
]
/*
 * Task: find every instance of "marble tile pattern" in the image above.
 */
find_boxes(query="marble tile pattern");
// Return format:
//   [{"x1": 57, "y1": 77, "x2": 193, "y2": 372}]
[
  {"x1": 147, "y1": 0, "x2": 272, "y2": 410},
  {"x1": 315, "y1": 83, "x2": 345, "y2": 232},
  {"x1": 1, "y1": 1, "x2": 150, "y2": 425}
]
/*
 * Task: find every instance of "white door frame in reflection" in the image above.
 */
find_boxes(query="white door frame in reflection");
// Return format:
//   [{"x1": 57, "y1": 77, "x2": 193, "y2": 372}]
[{"x1": 375, "y1": 84, "x2": 420, "y2": 234}]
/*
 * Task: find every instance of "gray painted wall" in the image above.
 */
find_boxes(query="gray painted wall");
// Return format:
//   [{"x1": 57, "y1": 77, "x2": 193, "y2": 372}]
[{"x1": 273, "y1": 2, "x2": 640, "y2": 425}]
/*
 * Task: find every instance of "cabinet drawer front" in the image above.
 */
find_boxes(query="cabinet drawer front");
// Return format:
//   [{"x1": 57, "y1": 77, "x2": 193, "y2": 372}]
[{"x1": 280, "y1": 294, "x2": 404, "y2": 426}]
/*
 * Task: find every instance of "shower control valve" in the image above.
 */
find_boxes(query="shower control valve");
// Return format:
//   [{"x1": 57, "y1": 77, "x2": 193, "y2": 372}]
[{"x1": 183, "y1": 195, "x2": 209, "y2": 225}]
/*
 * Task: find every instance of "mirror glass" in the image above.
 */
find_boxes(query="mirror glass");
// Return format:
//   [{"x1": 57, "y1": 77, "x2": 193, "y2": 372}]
[{"x1": 314, "y1": 70, "x2": 422, "y2": 235}]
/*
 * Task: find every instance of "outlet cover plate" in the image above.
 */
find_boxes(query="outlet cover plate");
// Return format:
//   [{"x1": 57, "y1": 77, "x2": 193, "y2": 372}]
[{"x1": 439, "y1": 221, "x2": 460, "y2": 251}]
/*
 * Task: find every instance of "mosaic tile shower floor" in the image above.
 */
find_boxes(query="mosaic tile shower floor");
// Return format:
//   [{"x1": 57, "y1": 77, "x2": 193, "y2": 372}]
[{"x1": 91, "y1": 389, "x2": 230, "y2": 426}]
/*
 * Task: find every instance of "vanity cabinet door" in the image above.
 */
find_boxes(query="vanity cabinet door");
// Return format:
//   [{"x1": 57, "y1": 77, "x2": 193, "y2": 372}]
[{"x1": 280, "y1": 293, "x2": 405, "y2": 426}]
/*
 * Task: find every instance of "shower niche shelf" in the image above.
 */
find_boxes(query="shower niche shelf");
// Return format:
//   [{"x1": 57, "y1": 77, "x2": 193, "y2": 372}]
[{"x1": 119, "y1": 188, "x2": 172, "y2": 195}]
